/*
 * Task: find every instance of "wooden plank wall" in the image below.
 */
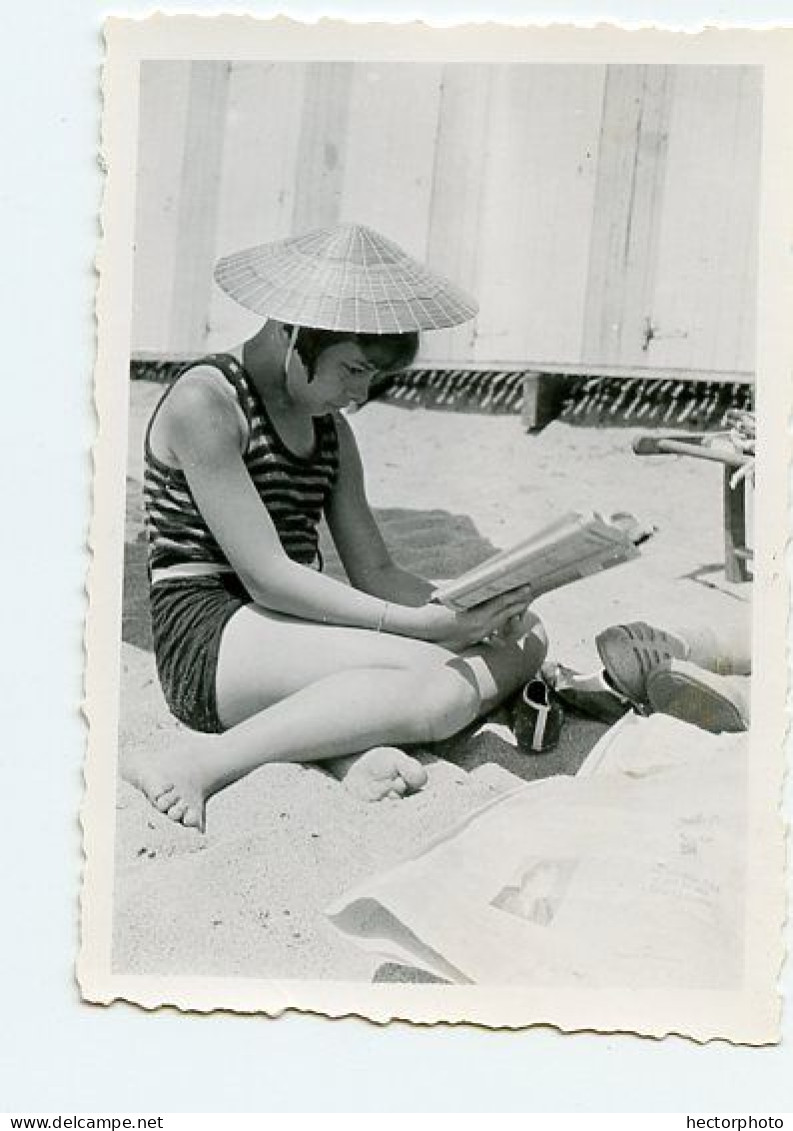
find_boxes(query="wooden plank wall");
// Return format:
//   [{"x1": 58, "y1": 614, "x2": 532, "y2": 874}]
[
  {"x1": 648, "y1": 66, "x2": 761, "y2": 375},
  {"x1": 208, "y1": 63, "x2": 308, "y2": 343},
  {"x1": 464, "y1": 65, "x2": 606, "y2": 369},
  {"x1": 132, "y1": 62, "x2": 192, "y2": 352},
  {"x1": 132, "y1": 61, "x2": 761, "y2": 378},
  {"x1": 582, "y1": 65, "x2": 674, "y2": 368}
]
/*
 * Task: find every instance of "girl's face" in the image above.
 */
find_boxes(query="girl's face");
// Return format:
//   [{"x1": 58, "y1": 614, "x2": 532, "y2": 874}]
[{"x1": 288, "y1": 341, "x2": 380, "y2": 414}]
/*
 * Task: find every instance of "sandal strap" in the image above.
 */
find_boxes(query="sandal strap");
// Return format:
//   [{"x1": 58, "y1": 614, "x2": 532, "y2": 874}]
[{"x1": 595, "y1": 622, "x2": 687, "y2": 705}]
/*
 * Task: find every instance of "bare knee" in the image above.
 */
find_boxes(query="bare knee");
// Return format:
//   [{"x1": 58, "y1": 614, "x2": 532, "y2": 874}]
[
  {"x1": 398, "y1": 616, "x2": 548, "y2": 745},
  {"x1": 476, "y1": 612, "x2": 548, "y2": 689},
  {"x1": 403, "y1": 666, "x2": 481, "y2": 745},
  {"x1": 520, "y1": 612, "x2": 549, "y2": 677}
]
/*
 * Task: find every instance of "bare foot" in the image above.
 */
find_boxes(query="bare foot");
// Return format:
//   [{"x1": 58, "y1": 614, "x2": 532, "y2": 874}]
[
  {"x1": 122, "y1": 741, "x2": 216, "y2": 832},
  {"x1": 334, "y1": 746, "x2": 429, "y2": 803}
]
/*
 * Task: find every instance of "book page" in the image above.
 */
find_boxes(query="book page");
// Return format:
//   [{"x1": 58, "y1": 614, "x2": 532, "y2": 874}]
[{"x1": 434, "y1": 513, "x2": 638, "y2": 608}]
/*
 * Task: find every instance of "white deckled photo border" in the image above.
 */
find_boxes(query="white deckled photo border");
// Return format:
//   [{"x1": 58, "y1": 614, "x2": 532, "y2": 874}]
[{"x1": 80, "y1": 16, "x2": 791, "y2": 1042}]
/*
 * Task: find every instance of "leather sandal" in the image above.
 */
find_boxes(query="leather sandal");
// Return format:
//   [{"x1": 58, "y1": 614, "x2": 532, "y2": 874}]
[
  {"x1": 646, "y1": 660, "x2": 749, "y2": 734},
  {"x1": 542, "y1": 661, "x2": 632, "y2": 724},
  {"x1": 595, "y1": 621, "x2": 688, "y2": 707}
]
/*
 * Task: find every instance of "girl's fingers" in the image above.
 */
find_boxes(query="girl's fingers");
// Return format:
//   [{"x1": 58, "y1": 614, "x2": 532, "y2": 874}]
[
  {"x1": 500, "y1": 613, "x2": 523, "y2": 638},
  {"x1": 472, "y1": 597, "x2": 529, "y2": 626},
  {"x1": 477, "y1": 587, "x2": 533, "y2": 617},
  {"x1": 459, "y1": 602, "x2": 528, "y2": 643},
  {"x1": 451, "y1": 591, "x2": 532, "y2": 646},
  {"x1": 502, "y1": 595, "x2": 532, "y2": 616},
  {"x1": 488, "y1": 599, "x2": 530, "y2": 629}
]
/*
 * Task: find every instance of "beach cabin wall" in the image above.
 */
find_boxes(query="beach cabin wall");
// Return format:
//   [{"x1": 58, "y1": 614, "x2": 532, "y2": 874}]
[{"x1": 132, "y1": 62, "x2": 760, "y2": 382}]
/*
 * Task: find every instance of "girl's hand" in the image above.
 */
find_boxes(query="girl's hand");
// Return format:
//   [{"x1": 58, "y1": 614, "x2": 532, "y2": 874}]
[{"x1": 415, "y1": 585, "x2": 534, "y2": 649}]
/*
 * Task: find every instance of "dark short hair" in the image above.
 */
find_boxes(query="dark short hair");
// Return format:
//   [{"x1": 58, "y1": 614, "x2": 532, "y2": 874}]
[{"x1": 283, "y1": 325, "x2": 419, "y2": 381}]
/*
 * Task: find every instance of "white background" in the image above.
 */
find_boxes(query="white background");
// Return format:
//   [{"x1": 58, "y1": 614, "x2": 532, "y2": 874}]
[{"x1": 1, "y1": 0, "x2": 791, "y2": 1114}]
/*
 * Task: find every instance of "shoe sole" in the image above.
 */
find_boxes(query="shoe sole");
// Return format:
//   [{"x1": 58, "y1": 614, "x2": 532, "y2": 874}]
[{"x1": 646, "y1": 669, "x2": 746, "y2": 733}]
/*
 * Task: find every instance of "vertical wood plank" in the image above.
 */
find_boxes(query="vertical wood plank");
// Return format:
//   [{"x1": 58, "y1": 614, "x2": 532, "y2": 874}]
[
  {"x1": 291, "y1": 63, "x2": 354, "y2": 234},
  {"x1": 723, "y1": 465, "x2": 750, "y2": 583},
  {"x1": 472, "y1": 64, "x2": 606, "y2": 367},
  {"x1": 613, "y1": 67, "x2": 674, "y2": 364},
  {"x1": 726, "y1": 67, "x2": 762, "y2": 375},
  {"x1": 421, "y1": 65, "x2": 494, "y2": 364},
  {"x1": 339, "y1": 63, "x2": 443, "y2": 258},
  {"x1": 716, "y1": 67, "x2": 761, "y2": 375},
  {"x1": 207, "y1": 62, "x2": 307, "y2": 346},
  {"x1": 131, "y1": 61, "x2": 191, "y2": 353},
  {"x1": 645, "y1": 66, "x2": 761, "y2": 373},
  {"x1": 521, "y1": 372, "x2": 566, "y2": 430},
  {"x1": 582, "y1": 65, "x2": 674, "y2": 367},
  {"x1": 169, "y1": 61, "x2": 231, "y2": 353}
]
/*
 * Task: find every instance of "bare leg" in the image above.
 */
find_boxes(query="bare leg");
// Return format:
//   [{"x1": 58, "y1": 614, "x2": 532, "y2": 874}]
[
  {"x1": 595, "y1": 612, "x2": 752, "y2": 708},
  {"x1": 622, "y1": 620, "x2": 752, "y2": 676},
  {"x1": 123, "y1": 607, "x2": 547, "y2": 830},
  {"x1": 671, "y1": 619, "x2": 752, "y2": 676}
]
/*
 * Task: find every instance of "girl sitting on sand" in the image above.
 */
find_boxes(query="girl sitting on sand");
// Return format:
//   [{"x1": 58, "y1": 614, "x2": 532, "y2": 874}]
[{"x1": 125, "y1": 224, "x2": 546, "y2": 831}]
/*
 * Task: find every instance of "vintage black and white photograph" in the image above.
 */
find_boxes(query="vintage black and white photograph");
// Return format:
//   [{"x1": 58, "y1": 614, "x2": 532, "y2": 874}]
[{"x1": 80, "y1": 19, "x2": 788, "y2": 1040}]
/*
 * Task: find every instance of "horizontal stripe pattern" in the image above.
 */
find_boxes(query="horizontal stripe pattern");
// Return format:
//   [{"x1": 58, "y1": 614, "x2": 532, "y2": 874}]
[{"x1": 143, "y1": 353, "x2": 339, "y2": 574}]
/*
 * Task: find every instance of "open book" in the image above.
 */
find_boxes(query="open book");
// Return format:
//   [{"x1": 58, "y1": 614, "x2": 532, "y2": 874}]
[{"x1": 432, "y1": 511, "x2": 649, "y2": 610}]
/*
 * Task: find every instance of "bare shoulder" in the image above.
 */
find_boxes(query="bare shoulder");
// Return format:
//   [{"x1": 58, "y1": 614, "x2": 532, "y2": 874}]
[
  {"x1": 168, "y1": 365, "x2": 241, "y2": 418},
  {"x1": 160, "y1": 366, "x2": 247, "y2": 463}
]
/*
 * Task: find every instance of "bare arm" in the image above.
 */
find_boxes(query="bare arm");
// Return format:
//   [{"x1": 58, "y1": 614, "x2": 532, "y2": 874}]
[
  {"x1": 325, "y1": 413, "x2": 435, "y2": 606},
  {"x1": 165, "y1": 375, "x2": 531, "y2": 646},
  {"x1": 164, "y1": 375, "x2": 430, "y2": 633}
]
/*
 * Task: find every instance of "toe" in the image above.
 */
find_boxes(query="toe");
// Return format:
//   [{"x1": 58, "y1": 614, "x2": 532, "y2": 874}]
[
  {"x1": 395, "y1": 752, "x2": 429, "y2": 792},
  {"x1": 181, "y1": 803, "x2": 205, "y2": 832},
  {"x1": 154, "y1": 786, "x2": 177, "y2": 812},
  {"x1": 364, "y1": 776, "x2": 403, "y2": 803},
  {"x1": 167, "y1": 799, "x2": 188, "y2": 823}
]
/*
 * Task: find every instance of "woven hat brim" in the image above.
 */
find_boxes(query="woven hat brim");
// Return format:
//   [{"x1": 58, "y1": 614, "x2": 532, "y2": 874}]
[{"x1": 214, "y1": 235, "x2": 478, "y2": 333}]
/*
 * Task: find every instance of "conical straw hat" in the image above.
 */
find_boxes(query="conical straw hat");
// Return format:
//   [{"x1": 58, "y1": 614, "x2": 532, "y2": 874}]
[{"x1": 213, "y1": 223, "x2": 478, "y2": 333}]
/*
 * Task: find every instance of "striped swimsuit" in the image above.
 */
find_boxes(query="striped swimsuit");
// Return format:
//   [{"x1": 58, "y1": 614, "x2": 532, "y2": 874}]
[{"x1": 143, "y1": 352, "x2": 340, "y2": 733}]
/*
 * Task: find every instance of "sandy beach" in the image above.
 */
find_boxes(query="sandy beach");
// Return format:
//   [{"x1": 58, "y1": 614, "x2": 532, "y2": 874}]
[{"x1": 114, "y1": 381, "x2": 750, "y2": 981}]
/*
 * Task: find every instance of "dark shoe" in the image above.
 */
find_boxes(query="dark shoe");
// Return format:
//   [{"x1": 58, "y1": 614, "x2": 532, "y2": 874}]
[
  {"x1": 646, "y1": 660, "x2": 749, "y2": 734},
  {"x1": 513, "y1": 679, "x2": 565, "y2": 753},
  {"x1": 595, "y1": 621, "x2": 688, "y2": 707},
  {"x1": 542, "y1": 661, "x2": 632, "y2": 724}
]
